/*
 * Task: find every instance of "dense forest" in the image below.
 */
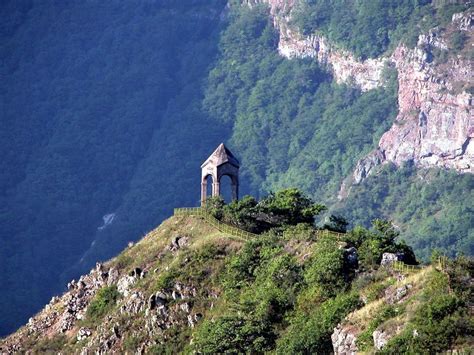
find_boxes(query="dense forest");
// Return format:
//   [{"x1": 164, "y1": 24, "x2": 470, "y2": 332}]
[
  {"x1": 292, "y1": 0, "x2": 468, "y2": 58},
  {"x1": 0, "y1": 0, "x2": 472, "y2": 336}
]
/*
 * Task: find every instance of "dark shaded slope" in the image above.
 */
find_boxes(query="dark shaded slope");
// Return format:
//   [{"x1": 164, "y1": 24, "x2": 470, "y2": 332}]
[{"x1": 0, "y1": 0, "x2": 228, "y2": 336}]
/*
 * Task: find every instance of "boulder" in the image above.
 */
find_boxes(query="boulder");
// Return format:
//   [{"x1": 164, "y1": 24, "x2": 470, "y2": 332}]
[
  {"x1": 384, "y1": 284, "x2": 412, "y2": 304},
  {"x1": 107, "y1": 268, "x2": 120, "y2": 286},
  {"x1": 344, "y1": 247, "x2": 358, "y2": 269},
  {"x1": 117, "y1": 275, "x2": 137, "y2": 297},
  {"x1": 77, "y1": 327, "x2": 92, "y2": 341},
  {"x1": 373, "y1": 329, "x2": 389, "y2": 350},
  {"x1": 331, "y1": 324, "x2": 358, "y2": 355},
  {"x1": 380, "y1": 252, "x2": 403, "y2": 266}
]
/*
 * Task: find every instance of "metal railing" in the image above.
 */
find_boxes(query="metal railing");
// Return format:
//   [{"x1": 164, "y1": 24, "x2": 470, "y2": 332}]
[
  {"x1": 392, "y1": 261, "x2": 421, "y2": 273},
  {"x1": 174, "y1": 207, "x2": 256, "y2": 241},
  {"x1": 174, "y1": 207, "x2": 346, "y2": 241}
]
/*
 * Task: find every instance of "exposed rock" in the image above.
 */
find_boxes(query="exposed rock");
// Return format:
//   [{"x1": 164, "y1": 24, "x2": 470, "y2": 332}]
[
  {"x1": 121, "y1": 291, "x2": 146, "y2": 314},
  {"x1": 344, "y1": 247, "x2": 358, "y2": 269},
  {"x1": 380, "y1": 252, "x2": 403, "y2": 267},
  {"x1": 452, "y1": 12, "x2": 473, "y2": 31},
  {"x1": 378, "y1": 43, "x2": 473, "y2": 174},
  {"x1": 373, "y1": 329, "x2": 389, "y2": 350},
  {"x1": 77, "y1": 327, "x2": 92, "y2": 341},
  {"x1": 187, "y1": 313, "x2": 203, "y2": 328},
  {"x1": 385, "y1": 284, "x2": 413, "y2": 304},
  {"x1": 107, "y1": 267, "x2": 120, "y2": 286},
  {"x1": 117, "y1": 275, "x2": 138, "y2": 297},
  {"x1": 168, "y1": 235, "x2": 190, "y2": 252},
  {"x1": 0, "y1": 263, "x2": 117, "y2": 353},
  {"x1": 179, "y1": 302, "x2": 191, "y2": 313},
  {"x1": 252, "y1": 0, "x2": 385, "y2": 91},
  {"x1": 352, "y1": 149, "x2": 385, "y2": 184},
  {"x1": 331, "y1": 324, "x2": 358, "y2": 355}
]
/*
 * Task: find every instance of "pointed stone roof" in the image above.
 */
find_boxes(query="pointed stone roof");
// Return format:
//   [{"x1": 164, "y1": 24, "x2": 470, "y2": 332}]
[{"x1": 201, "y1": 143, "x2": 240, "y2": 168}]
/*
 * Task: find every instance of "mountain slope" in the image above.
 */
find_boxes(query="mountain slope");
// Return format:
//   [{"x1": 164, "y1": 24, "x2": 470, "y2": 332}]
[
  {"x1": 1, "y1": 0, "x2": 472, "y2": 337},
  {"x1": 1, "y1": 213, "x2": 472, "y2": 353}
]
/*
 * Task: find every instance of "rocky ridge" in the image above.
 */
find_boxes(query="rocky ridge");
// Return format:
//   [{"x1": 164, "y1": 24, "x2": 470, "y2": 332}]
[
  {"x1": 0, "y1": 216, "x2": 224, "y2": 354},
  {"x1": 247, "y1": 0, "x2": 473, "y2": 179}
]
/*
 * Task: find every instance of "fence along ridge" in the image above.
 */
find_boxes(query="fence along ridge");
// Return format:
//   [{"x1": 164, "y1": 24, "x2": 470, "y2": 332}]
[{"x1": 173, "y1": 207, "x2": 345, "y2": 240}]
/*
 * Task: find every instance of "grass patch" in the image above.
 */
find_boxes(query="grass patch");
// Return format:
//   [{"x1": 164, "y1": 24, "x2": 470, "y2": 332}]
[{"x1": 84, "y1": 285, "x2": 121, "y2": 324}]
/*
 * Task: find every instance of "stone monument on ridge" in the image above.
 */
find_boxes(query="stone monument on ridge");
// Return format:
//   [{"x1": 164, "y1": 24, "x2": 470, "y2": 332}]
[{"x1": 201, "y1": 143, "x2": 239, "y2": 205}]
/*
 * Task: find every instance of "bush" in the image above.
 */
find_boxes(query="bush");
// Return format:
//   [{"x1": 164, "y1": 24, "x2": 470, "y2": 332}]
[
  {"x1": 221, "y1": 195, "x2": 260, "y2": 233},
  {"x1": 257, "y1": 188, "x2": 326, "y2": 227},
  {"x1": 304, "y1": 236, "x2": 348, "y2": 297},
  {"x1": 221, "y1": 234, "x2": 281, "y2": 292},
  {"x1": 202, "y1": 196, "x2": 225, "y2": 219},
  {"x1": 347, "y1": 220, "x2": 417, "y2": 269},
  {"x1": 450, "y1": 32, "x2": 467, "y2": 51},
  {"x1": 193, "y1": 315, "x2": 275, "y2": 353},
  {"x1": 85, "y1": 285, "x2": 121, "y2": 322},
  {"x1": 276, "y1": 292, "x2": 361, "y2": 353}
]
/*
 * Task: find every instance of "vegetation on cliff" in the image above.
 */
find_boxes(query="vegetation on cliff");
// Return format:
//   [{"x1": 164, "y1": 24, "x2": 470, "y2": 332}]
[{"x1": 293, "y1": 0, "x2": 471, "y2": 59}]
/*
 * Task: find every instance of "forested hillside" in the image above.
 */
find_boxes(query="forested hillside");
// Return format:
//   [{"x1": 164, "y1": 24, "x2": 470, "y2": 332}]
[{"x1": 1, "y1": 0, "x2": 472, "y2": 336}]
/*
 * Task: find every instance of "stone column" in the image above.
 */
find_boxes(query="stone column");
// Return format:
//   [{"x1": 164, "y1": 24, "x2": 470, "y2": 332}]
[
  {"x1": 231, "y1": 182, "x2": 239, "y2": 201},
  {"x1": 212, "y1": 181, "x2": 220, "y2": 197},
  {"x1": 201, "y1": 181, "x2": 207, "y2": 206}
]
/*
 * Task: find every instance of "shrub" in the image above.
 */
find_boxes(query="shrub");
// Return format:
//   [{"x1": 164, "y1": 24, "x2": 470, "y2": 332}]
[
  {"x1": 31, "y1": 335, "x2": 67, "y2": 353},
  {"x1": 202, "y1": 196, "x2": 225, "y2": 219},
  {"x1": 276, "y1": 292, "x2": 361, "y2": 353},
  {"x1": 257, "y1": 188, "x2": 326, "y2": 227},
  {"x1": 450, "y1": 32, "x2": 467, "y2": 51},
  {"x1": 304, "y1": 236, "x2": 347, "y2": 297},
  {"x1": 221, "y1": 195, "x2": 260, "y2": 232},
  {"x1": 193, "y1": 315, "x2": 275, "y2": 353},
  {"x1": 85, "y1": 285, "x2": 120, "y2": 322}
]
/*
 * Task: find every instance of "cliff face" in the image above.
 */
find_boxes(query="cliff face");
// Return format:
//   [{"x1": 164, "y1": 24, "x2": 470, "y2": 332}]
[
  {"x1": 381, "y1": 34, "x2": 473, "y2": 173},
  {"x1": 249, "y1": 0, "x2": 473, "y2": 176}
]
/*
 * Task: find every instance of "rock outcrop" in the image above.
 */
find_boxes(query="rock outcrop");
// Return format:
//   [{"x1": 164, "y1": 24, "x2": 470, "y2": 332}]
[
  {"x1": 331, "y1": 324, "x2": 359, "y2": 355},
  {"x1": 0, "y1": 262, "x2": 109, "y2": 353},
  {"x1": 249, "y1": 0, "x2": 473, "y2": 177},
  {"x1": 373, "y1": 329, "x2": 390, "y2": 350}
]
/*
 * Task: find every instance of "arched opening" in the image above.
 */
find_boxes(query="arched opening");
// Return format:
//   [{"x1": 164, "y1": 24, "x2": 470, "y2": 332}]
[
  {"x1": 203, "y1": 174, "x2": 213, "y2": 200},
  {"x1": 219, "y1": 175, "x2": 233, "y2": 203}
]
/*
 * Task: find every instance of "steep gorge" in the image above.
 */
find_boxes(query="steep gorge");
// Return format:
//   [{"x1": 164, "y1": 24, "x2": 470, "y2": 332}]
[{"x1": 251, "y1": 0, "x2": 473, "y2": 179}]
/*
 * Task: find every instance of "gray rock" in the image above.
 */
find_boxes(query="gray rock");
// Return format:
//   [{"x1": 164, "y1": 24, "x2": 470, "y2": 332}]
[
  {"x1": 180, "y1": 302, "x2": 190, "y2": 313},
  {"x1": 77, "y1": 327, "x2": 92, "y2": 341},
  {"x1": 117, "y1": 275, "x2": 137, "y2": 297},
  {"x1": 331, "y1": 324, "x2": 358, "y2": 355},
  {"x1": 385, "y1": 284, "x2": 412, "y2": 304},
  {"x1": 380, "y1": 252, "x2": 403, "y2": 266},
  {"x1": 352, "y1": 149, "x2": 385, "y2": 184},
  {"x1": 373, "y1": 329, "x2": 389, "y2": 350},
  {"x1": 107, "y1": 267, "x2": 119, "y2": 286},
  {"x1": 121, "y1": 291, "x2": 145, "y2": 314},
  {"x1": 344, "y1": 247, "x2": 358, "y2": 268},
  {"x1": 168, "y1": 235, "x2": 189, "y2": 252}
]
